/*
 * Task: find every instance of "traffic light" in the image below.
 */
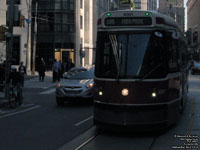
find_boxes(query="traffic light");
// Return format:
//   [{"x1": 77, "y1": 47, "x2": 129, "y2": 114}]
[{"x1": 19, "y1": 15, "x2": 25, "y2": 27}]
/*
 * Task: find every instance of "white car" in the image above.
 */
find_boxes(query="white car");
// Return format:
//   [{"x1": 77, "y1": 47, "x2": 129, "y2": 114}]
[{"x1": 56, "y1": 67, "x2": 94, "y2": 106}]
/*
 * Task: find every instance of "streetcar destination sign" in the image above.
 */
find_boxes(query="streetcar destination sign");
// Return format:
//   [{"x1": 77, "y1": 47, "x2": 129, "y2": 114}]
[{"x1": 105, "y1": 17, "x2": 152, "y2": 26}]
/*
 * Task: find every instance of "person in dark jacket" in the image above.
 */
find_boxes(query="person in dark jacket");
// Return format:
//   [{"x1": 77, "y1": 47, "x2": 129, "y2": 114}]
[
  {"x1": 18, "y1": 61, "x2": 26, "y2": 87},
  {"x1": 38, "y1": 58, "x2": 46, "y2": 82},
  {"x1": 8, "y1": 67, "x2": 23, "y2": 87}
]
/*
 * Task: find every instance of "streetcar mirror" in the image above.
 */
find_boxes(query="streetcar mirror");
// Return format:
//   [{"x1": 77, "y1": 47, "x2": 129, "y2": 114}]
[
  {"x1": 172, "y1": 31, "x2": 180, "y2": 39},
  {"x1": 154, "y1": 31, "x2": 163, "y2": 38}
]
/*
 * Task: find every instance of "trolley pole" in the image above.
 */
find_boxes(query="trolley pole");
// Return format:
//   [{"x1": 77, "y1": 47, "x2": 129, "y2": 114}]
[{"x1": 5, "y1": 0, "x2": 14, "y2": 99}]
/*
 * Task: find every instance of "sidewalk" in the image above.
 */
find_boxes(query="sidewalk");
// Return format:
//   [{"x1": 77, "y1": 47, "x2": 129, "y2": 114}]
[
  {"x1": 26, "y1": 71, "x2": 53, "y2": 80},
  {"x1": 26, "y1": 71, "x2": 52, "y2": 77}
]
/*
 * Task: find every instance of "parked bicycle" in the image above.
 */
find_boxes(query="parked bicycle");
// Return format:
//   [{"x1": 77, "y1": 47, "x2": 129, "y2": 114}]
[
  {"x1": 0, "y1": 66, "x2": 24, "y2": 108},
  {"x1": 8, "y1": 82, "x2": 23, "y2": 108}
]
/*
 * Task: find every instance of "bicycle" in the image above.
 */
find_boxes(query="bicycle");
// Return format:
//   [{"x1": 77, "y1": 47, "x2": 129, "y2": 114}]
[{"x1": 8, "y1": 82, "x2": 24, "y2": 108}]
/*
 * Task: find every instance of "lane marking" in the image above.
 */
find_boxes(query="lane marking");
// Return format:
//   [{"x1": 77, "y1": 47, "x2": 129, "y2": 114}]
[
  {"x1": 75, "y1": 135, "x2": 96, "y2": 150},
  {"x1": 0, "y1": 105, "x2": 40, "y2": 119},
  {"x1": 40, "y1": 88, "x2": 56, "y2": 94},
  {"x1": 74, "y1": 116, "x2": 93, "y2": 126}
]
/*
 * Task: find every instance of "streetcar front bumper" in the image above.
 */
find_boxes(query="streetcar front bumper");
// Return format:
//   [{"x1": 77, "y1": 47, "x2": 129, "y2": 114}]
[{"x1": 94, "y1": 99, "x2": 180, "y2": 131}]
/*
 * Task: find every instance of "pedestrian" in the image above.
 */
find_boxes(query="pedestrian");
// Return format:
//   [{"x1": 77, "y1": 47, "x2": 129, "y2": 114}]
[
  {"x1": 52, "y1": 59, "x2": 59, "y2": 82},
  {"x1": 18, "y1": 61, "x2": 26, "y2": 87},
  {"x1": 56, "y1": 60, "x2": 61, "y2": 82},
  {"x1": 67, "y1": 58, "x2": 74, "y2": 71},
  {"x1": 0, "y1": 61, "x2": 5, "y2": 85},
  {"x1": 8, "y1": 66, "x2": 23, "y2": 87},
  {"x1": 38, "y1": 58, "x2": 46, "y2": 82},
  {"x1": 61, "y1": 60, "x2": 67, "y2": 76}
]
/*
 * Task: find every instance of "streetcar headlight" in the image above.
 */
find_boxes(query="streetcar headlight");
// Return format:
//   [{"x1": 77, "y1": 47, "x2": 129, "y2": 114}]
[
  {"x1": 122, "y1": 88, "x2": 129, "y2": 96},
  {"x1": 98, "y1": 91, "x2": 103, "y2": 96},
  {"x1": 152, "y1": 92, "x2": 157, "y2": 98}
]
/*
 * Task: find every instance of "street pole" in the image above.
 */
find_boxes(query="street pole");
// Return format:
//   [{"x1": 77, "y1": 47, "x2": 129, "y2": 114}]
[
  {"x1": 26, "y1": 0, "x2": 31, "y2": 72},
  {"x1": 5, "y1": 0, "x2": 14, "y2": 98},
  {"x1": 32, "y1": 1, "x2": 37, "y2": 75}
]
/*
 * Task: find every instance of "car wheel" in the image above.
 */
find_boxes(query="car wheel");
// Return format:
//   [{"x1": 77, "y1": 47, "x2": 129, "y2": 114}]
[{"x1": 56, "y1": 97, "x2": 64, "y2": 106}]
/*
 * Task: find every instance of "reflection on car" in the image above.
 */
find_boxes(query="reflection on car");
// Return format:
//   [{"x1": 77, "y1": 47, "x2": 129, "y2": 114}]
[
  {"x1": 56, "y1": 67, "x2": 94, "y2": 106},
  {"x1": 191, "y1": 62, "x2": 200, "y2": 75}
]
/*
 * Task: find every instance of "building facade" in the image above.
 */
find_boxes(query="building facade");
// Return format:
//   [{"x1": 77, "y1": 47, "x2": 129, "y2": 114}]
[
  {"x1": 116, "y1": 0, "x2": 157, "y2": 10},
  {"x1": 187, "y1": 0, "x2": 200, "y2": 60},
  {"x1": 77, "y1": 0, "x2": 96, "y2": 67},
  {"x1": 31, "y1": 0, "x2": 96, "y2": 70},
  {"x1": 0, "y1": 0, "x2": 31, "y2": 71},
  {"x1": 158, "y1": 0, "x2": 185, "y2": 32},
  {"x1": 32, "y1": 0, "x2": 76, "y2": 70}
]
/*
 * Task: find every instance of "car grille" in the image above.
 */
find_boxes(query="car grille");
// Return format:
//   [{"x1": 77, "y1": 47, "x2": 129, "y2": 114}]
[
  {"x1": 63, "y1": 88, "x2": 83, "y2": 94},
  {"x1": 64, "y1": 86, "x2": 81, "y2": 89}
]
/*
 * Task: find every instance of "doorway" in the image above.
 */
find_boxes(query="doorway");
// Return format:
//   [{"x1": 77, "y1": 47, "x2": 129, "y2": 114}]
[{"x1": 54, "y1": 49, "x2": 74, "y2": 63}]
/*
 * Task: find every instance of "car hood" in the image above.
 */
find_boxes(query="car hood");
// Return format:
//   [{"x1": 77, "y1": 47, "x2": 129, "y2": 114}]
[{"x1": 60, "y1": 79, "x2": 93, "y2": 87}]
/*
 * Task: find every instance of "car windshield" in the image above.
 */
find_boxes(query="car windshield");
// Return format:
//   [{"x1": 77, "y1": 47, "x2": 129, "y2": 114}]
[
  {"x1": 65, "y1": 68, "x2": 94, "y2": 79},
  {"x1": 194, "y1": 63, "x2": 200, "y2": 67}
]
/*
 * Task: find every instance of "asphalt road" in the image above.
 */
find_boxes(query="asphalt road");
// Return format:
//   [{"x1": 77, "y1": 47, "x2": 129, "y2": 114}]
[
  {"x1": 0, "y1": 73, "x2": 199, "y2": 150},
  {"x1": 0, "y1": 76, "x2": 93, "y2": 150}
]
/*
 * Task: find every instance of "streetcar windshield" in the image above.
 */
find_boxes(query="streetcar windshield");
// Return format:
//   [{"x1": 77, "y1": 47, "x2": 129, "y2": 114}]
[{"x1": 95, "y1": 31, "x2": 167, "y2": 79}]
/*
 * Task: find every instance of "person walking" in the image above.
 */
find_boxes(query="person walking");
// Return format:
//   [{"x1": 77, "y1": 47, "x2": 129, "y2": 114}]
[
  {"x1": 38, "y1": 58, "x2": 46, "y2": 82},
  {"x1": 18, "y1": 61, "x2": 26, "y2": 87},
  {"x1": 56, "y1": 60, "x2": 61, "y2": 82},
  {"x1": 52, "y1": 59, "x2": 59, "y2": 82}
]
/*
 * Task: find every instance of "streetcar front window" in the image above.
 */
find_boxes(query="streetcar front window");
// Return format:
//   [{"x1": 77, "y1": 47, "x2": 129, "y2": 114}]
[{"x1": 95, "y1": 31, "x2": 167, "y2": 79}]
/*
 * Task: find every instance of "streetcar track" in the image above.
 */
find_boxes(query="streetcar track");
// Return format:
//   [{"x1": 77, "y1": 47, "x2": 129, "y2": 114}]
[
  {"x1": 148, "y1": 136, "x2": 158, "y2": 150},
  {"x1": 74, "y1": 127, "x2": 102, "y2": 150}
]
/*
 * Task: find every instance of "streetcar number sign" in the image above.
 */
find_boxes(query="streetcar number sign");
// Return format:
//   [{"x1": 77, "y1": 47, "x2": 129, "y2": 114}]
[{"x1": 105, "y1": 17, "x2": 152, "y2": 26}]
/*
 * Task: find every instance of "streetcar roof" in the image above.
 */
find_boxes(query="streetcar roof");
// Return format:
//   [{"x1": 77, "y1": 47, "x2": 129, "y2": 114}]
[{"x1": 98, "y1": 9, "x2": 183, "y2": 35}]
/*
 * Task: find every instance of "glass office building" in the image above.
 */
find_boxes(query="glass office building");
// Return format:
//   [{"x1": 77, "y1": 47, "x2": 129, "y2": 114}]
[{"x1": 32, "y1": 0, "x2": 75, "y2": 70}]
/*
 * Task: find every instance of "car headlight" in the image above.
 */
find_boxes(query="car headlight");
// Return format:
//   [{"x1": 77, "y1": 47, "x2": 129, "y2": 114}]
[
  {"x1": 57, "y1": 83, "x2": 62, "y2": 88},
  {"x1": 86, "y1": 83, "x2": 94, "y2": 88}
]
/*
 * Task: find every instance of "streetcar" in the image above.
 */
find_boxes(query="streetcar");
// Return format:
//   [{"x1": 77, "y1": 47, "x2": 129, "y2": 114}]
[{"x1": 93, "y1": 10, "x2": 188, "y2": 131}]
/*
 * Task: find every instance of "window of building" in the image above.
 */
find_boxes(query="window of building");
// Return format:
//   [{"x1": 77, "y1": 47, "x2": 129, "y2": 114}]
[
  {"x1": 6, "y1": 10, "x2": 20, "y2": 27},
  {"x1": 80, "y1": 15, "x2": 83, "y2": 29},
  {"x1": 63, "y1": 24, "x2": 69, "y2": 32},
  {"x1": 80, "y1": 0, "x2": 83, "y2": 9},
  {"x1": 63, "y1": 14, "x2": 68, "y2": 23},
  {"x1": 63, "y1": 0, "x2": 69, "y2": 10},
  {"x1": 55, "y1": 24, "x2": 62, "y2": 32},
  {"x1": 12, "y1": 36, "x2": 20, "y2": 65},
  {"x1": 55, "y1": 0, "x2": 61, "y2": 9},
  {"x1": 70, "y1": 0, "x2": 74, "y2": 10},
  {"x1": 6, "y1": 0, "x2": 20, "y2": 5},
  {"x1": 55, "y1": 13, "x2": 62, "y2": 23},
  {"x1": 69, "y1": 25, "x2": 74, "y2": 33}
]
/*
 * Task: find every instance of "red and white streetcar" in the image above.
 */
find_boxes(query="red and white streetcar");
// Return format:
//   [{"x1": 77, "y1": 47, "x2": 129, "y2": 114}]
[{"x1": 93, "y1": 10, "x2": 188, "y2": 131}]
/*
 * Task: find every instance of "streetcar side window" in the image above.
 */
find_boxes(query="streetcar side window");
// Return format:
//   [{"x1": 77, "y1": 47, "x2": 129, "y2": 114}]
[
  {"x1": 167, "y1": 32, "x2": 179, "y2": 72},
  {"x1": 179, "y1": 39, "x2": 188, "y2": 66}
]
